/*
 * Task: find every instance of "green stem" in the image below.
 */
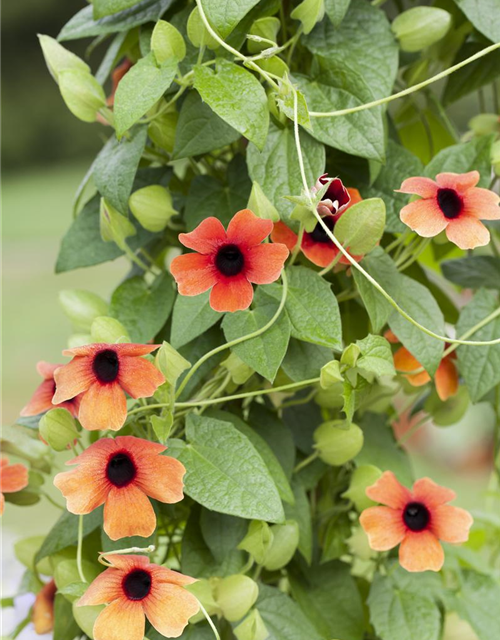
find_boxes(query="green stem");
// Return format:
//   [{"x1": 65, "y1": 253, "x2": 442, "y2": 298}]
[
  {"x1": 294, "y1": 451, "x2": 319, "y2": 473},
  {"x1": 77, "y1": 515, "x2": 87, "y2": 583},
  {"x1": 197, "y1": 600, "x2": 221, "y2": 640},
  {"x1": 318, "y1": 249, "x2": 344, "y2": 277},
  {"x1": 288, "y1": 223, "x2": 305, "y2": 266}
]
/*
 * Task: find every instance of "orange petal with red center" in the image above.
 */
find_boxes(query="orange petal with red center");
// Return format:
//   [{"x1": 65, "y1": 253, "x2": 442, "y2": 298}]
[
  {"x1": 400, "y1": 199, "x2": 448, "y2": 237},
  {"x1": 397, "y1": 177, "x2": 439, "y2": 198},
  {"x1": 151, "y1": 564, "x2": 197, "y2": 588},
  {"x1": 113, "y1": 344, "x2": 161, "y2": 357},
  {"x1": 143, "y1": 583, "x2": 200, "y2": 638},
  {"x1": 33, "y1": 580, "x2": 56, "y2": 634},
  {"x1": 384, "y1": 329, "x2": 399, "y2": 344},
  {"x1": 178, "y1": 217, "x2": 226, "y2": 254},
  {"x1": 136, "y1": 454, "x2": 185, "y2": 504},
  {"x1": 209, "y1": 275, "x2": 254, "y2": 312},
  {"x1": 435, "y1": 357, "x2": 459, "y2": 401},
  {"x1": 78, "y1": 382, "x2": 128, "y2": 432},
  {"x1": 346, "y1": 187, "x2": 363, "y2": 206},
  {"x1": 445, "y1": 215, "x2": 490, "y2": 250},
  {"x1": 53, "y1": 357, "x2": 94, "y2": 404},
  {"x1": 65, "y1": 437, "x2": 118, "y2": 467},
  {"x1": 0, "y1": 461, "x2": 29, "y2": 493},
  {"x1": 359, "y1": 506, "x2": 406, "y2": 551},
  {"x1": 399, "y1": 530, "x2": 444, "y2": 572},
  {"x1": 118, "y1": 357, "x2": 165, "y2": 399},
  {"x1": 92, "y1": 598, "x2": 145, "y2": 640},
  {"x1": 431, "y1": 505, "x2": 473, "y2": 543},
  {"x1": 271, "y1": 221, "x2": 298, "y2": 251},
  {"x1": 78, "y1": 569, "x2": 123, "y2": 606},
  {"x1": 54, "y1": 466, "x2": 110, "y2": 514},
  {"x1": 226, "y1": 209, "x2": 273, "y2": 247},
  {"x1": 463, "y1": 187, "x2": 500, "y2": 220},
  {"x1": 37, "y1": 361, "x2": 60, "y2": 379},
  {"x1": 103, "y1": 485, "x2": 156, "y2": 540},
  {"x1": 170, "y1": 253, "x2": 218, "y2": 296},
  {"x1": 301, "y1": 235, "x2": 338, "y2": 267},
  {"x1": 245, "y1": 243, "x2": 289, "y2": 285},
  {"x1": 436, "y1": 171, "x2": 479, "y2": 193},
  {"x1": 20, "y1": 379, "x2": 56, "y2": 416},
  {"x1": 412, "y1": 477, "x2": 456, "y2": 508},
  {"x1": 366, "y1": 471, "x2": 412, "y2": 509},
  {"x1": 114, "y1": 435, "x2": 167, "y2": 457},
  {"x1": 100, "y1": 554, "x2": 150, "y2": 572},
  {"x1": 394, "y1": 346, "x2": 431, "y2": 387}
]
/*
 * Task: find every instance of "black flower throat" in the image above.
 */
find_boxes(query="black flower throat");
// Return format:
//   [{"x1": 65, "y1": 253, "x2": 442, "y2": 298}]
[
  {"x1": 437, "y1": 188, "x2": 463, "y2": 219},
  {"x1": 403, "y1": 502, "x2": 430, "y2": 532},
  {"x1": 123, "y1": 569, "x2": 152, "y2": 600},
  {"x1": 106, "y1": 452, "x2": 136, "y2": 487},
  {"x1": 93, "y1": 349, "x2": 119, "y2": 383},
  {"x1": 309, "y1": 217, "x2": 335, "y2": 244},
  {"x1": 215, "y1": 244, "x2": 245, "y2": 277}
]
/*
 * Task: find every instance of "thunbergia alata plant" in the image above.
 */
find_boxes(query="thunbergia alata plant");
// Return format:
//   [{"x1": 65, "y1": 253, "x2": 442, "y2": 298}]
[{"x1": 3, "y1": 1, "x2": 500, "y2": 639}]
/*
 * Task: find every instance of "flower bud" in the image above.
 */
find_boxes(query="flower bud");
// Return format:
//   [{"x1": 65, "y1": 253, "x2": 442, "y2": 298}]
[
  {"x1": 186, "y1": 579, "x2": 221, "y2": 621},
  {"x1": 314, "y1": 384, "x2": 344, "y2": 409},
  {"x1": 148, "y1": 108, "x2": 178, "y2": 153},
  {"x1": 187, "y1": 7, "x2": 219, "y2": 50},
  {"x1": 247, "y1": 17, "x2": 280, "y2": 53},
  {"x1": 221, "y1": 352, "x2": 254, "y2": 385},
  {"x1": 59, "y1": 290, "x2": 109, "y2": 331},
  {"x1": 215, "y1": 575, "x2": 259, "y2": 622},
  {"x1": 90, "y1": 316, "x2": 130, "y2": 343},
  {"x1": 155, "y1": 341, "x2": 191, "y2": 386},
  {"x1": 314, "y1": 420, "x2": 364, "y2": 466},
  {"x1": 342, "y1": 465, "x2": 382, "y2": 511},
  {"x1": 39, "y1": 409, "x2": 79, "y2": 452},
  {"x1": 238, "y1": 520, "x2": 273, "y2": 565},
  {"x1": 264, "y1": 520, "x2": 299, "y2": 571},
  {"x1": 129, "y1": 185, "x2": 177, "y2": 233},
  {"x1": 341, "y1": 343, "x2": 361, "y2": 369},
  {"x1": 469, "y1": 113, "x2": 500, "y2": 136},
  {"x1": 247, "y1": 181, "x2": 280, "y2": 222},
  {"x1": 151, "y1": 20, "x2": 186, "y2": 63},
  {"x1": 391, "y1": 7, "x2": 452, "y2": 53},
  {"x1": 491, "y1": 139, "x2": 500, "y2": 177},
  {"x1": 320, "y1": 360, "x2": 343, "y2": 389},
  {"x1": 234, "y1": 609, "x2": 269, "y2": 640},
  {"x1": 38, "y1": 35, "x2": 89, "y2": 82},
  {"x1": 58, "y1": 69, "x2": 106, "y2": 123},
  {"x1": 100, "y1": 198, "x2": 136, "y2": 250}
]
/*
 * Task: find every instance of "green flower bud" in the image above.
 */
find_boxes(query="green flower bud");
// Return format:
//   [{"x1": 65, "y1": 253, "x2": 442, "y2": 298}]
[
  {"x1": 342, "y1": 465, "x2": 382, "y2": 511},
  {"x1": 221, "y1": 352, "x2": 254, "y2": 385},
  {"x1": 215, "y1": 575, "x2": 259, "y2": 622},
  {"x1": 58, "y1": 69, "x2": 106, "y2": 123},
  {"x1": 234, "y1": 609, "x2": 269, "y2": 640},
  {"x1": 238, "y1": 520, "x2": 273, "y2": 565},
  {"x1": 314, "y1": 420, "x2": 364, "y2": 466},
  {"x1": 187, "y1": 7, "x2": 219, "y2": 50},
  {"x1": 491, "y1": 139, "x2": 500, "y2": 177},
  {"x1": 155, "y1": 341, "x2": 191, "y2": 386},
  {"x1": 469, "y1": 113, "x2": 500, "y2": 136},
  {"x1": 247, "y1": 181, "x2": 280, "y2": 222},
  {"x1": 148, "y1": 108, "x2": 178, "y2": 153},
  {"x1": 248, "y1": 17, "x2": 281, "y2": 53},
  {"x1": 38, "y1": 35, "x2": 89, "y2": 82},
  {"x1": 129, "y1": 185, "x2": 177, "y2": 233},
  {"x1": 264, "y1": 520, "x2": 300, "y2": 571},
  {"x1": 341, "y1": 343, "x2": 361, "y2": 369},
  {"x1": 39, "y1": 409, "x2": 79, "y2": 452},
  {"x1": 90, "y1": 316, "x2": 130, "y2": 343},
  {"x1": 100, "y1": 198, "x2": 136, "y2": 250},
  {"x1": 59, "y1": 289, "x2": 109, "y2": 332},
  {"x1": 73, "y1": 602, "x2": 103, "y2": 638},
  {"x1": 151, "y1": 20, "x2": 186, "y2": 63},
  {"x1": 320, "y1": 360, "x2": 343, "y2": 389},
  {"x1": 186, "y1": 579, "x2": 221, "y2": 621},
  {"x1": 315, "y1": 384, "x2": 344, "y2": 409},
  {"x1": 391, "y1": 7, "x2": 452, "y2": 53}
]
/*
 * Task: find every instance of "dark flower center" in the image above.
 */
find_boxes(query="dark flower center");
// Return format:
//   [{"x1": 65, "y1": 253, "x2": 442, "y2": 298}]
[
  {"x1": 93, "y1": 349, "x2": 119, "y2": 383},
  {"x1": 309, "y1": 217, "x2": 335, "y2": 244},
  {"x1": 215, "y1": 244, "x2": 245, "y2": 277},
  {"x1": 106, "y1": 452, "x2": 136, "y2": 488},
  {"x1": 437, "y1": 188, "x2": 463, "y2": 219},
  {"x1": 123, "y1": 569, "x2": 152, "y2": 601},
  {"x1": 403, "y1": 502, "x2": 430, "y2": 532}
]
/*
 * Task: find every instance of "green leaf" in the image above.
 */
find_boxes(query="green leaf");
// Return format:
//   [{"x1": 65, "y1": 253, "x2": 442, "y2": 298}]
[
  {"x1": 247, "y1": 121, "x2": 325, "y2": 225},
  {"x1": 325, "y1": 0, "x2": 351, "y2": 27},
  {"x1": 282, "y1": 339, "x2": 332, "y2": 382},
  {"x1": 444, "y1": 42, "x2": 500, "y2": 105},
  {"x1": 193, "y1": 59, "x2": 269, "y2": 149},
  {"x1": 442, "y1": 257, "x2": 500, "y2": 290},
  {"x1": 291, "y1": 0, "x2": 325, "y2": 34},
  {"x1": 58, "y1": 69, "x2": 106, "y2": 123},
  {"x1": 178, "y1": 414, "x2": 285, "y2": 522},
  {"x1": 170, "y1": 291, "x2": 222, "y2": 349},
  {"x1": 388, "y1": 276, "x2": 444, "y2": 376},
  {"x1": 456, "y1": 289, "x2": 500, "y2": 402},
  {"x1": 352, "y1": 247, "x2": 402, "y2": 333},
  {"x1": 248, "y1": 404, "x2": 296, "y2": 479},
  {"x1": 256, "y1": 585, "x2": 324, "y2": 640},
  {"x1": 173, "y1": 90, "x2": 240, "y2": 159},
  {"x1": 452, "y1": 0, "x2": 500, "y2": 43},
  {"x1": 356, "y1": 334, "x2": 395, "y2": 378},
  {"x1": 151, "y1": 20, "x2": 186, "y2": 63},
  {"x1": 290, "y1": 561, "x2": 364, "y2": 640},
  {"x1": 110, "y1": 273, "x2": 175, "y2": 342},
  {"x1": 93, "y1": 125, "x2": 148, "y2": 213},
  {"x1": 200, "y1": 508, "x2": 248, "y2": 565},
  {"x1": 335, "y1": 198, "x2": 386, "y2": 253},
  {"x1": 38, "y1": 34, "x2": 90, "y2": 81},
  {"x1": 448, "y1": 570, "x2": 500, "y2": 640},
  {"x1": 114, "y1": 53, "x2": 177, "y2": 135},
  {"x1": 35, "y1": 509, "x2": 103, "y2": 563},
  {"x1": 53, "y1": 594, "x2": 80, "y2": 640},
  {"x1": 424, "y1": 135, "x2": 493, "y2": 186},
  {"x1": 284, "y1": 480, "x2": 313, "y2": 564},
  {"x1": 203, "y1": 0, "x2": 261, "y2": 38},
  {"x1": 177, "y1": 327, "x2": 226, "y2": 400},
  {"x1": 222, "y1": 289, "x2": 291, "y2": 382},
  {"x1": 93, "y1": 0, "x2": 142, "y2": 19}
]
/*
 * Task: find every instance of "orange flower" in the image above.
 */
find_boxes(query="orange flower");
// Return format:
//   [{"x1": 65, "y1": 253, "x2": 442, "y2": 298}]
[
  {"x1": 398, "y1": 171, "x2": 500, "y2": 250},
  {"x1": 54, "y1": 436, "x2": 185, "y2": 540},
  {"x1": 0, "y1": 457, "x2": 29, "y2": 515},
  {"x1": 52, "y1": 343, "x2": 164, "y2": 431},
  {"x1": 271, "y1": 176, "x2": 363, "y2": 268},
  {"x1": 78, "y1": 554, "x2": 199, "y2": 640},
  {"x1": 33, "y1": 579, "x2": 56, "y2": 634},
  {"x1": 170, "y1": 209, "x2": 289, "y2": 313},
  {"x1": 360, "y1": 471, "x2": 473, "y2": 572},
  {"x1": 20, "y1": 361, "x2": 81, "y2": 418}
]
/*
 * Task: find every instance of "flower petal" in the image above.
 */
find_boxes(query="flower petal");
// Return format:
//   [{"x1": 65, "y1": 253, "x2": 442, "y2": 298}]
[
  {"x1": 400, "y1": 199, "x2": 448, "y2": 237},
  {"x1": 399, "y1": 531, "x2": 444, "y2": 572},
  {"x1": 78, "y1": 569, "x2": 123, "y2": 606},
  {"x1": 270, "y1": 222, "x2": 298, "y2": 251},
  {"x1": 78, "y1": 382, "x2": 128, "y2": 432},
  {"x1": 150, "y1": 564, "x2": 197, "y2": 588},
  {"x1": 359, "y1": 506, "x2": 406, "y2": 551},
  {"x1": 0, "y1": 462, "x2": 29, "y2": 493},
  {"x1": 301, "y1": 234, "x2": 338, "y2": 267},
  {"x1": 100, "y1": 554, "x2": 150, "y2": 572},
  {"x1": 118, "y1": 357, "x2": 165, "y2": 399},
  {"x1": 226, "y1": 209, "x2": 273, "y2": 247},
  {"x1": 113, "y1": 344, "x2": 162, "y2": 357},
  {"x1": 33, "y1": 579, "x2": 57, "y2": 634},
  {"x1": 92, "y1": 598, "x2": 145, "y2": 640},
  {"x1": 436, "y1": 171, "x2": 479, "y2": 193},
  {"x1": 431, "y1": 505, "x2": 473, "y2": 543},
  {"x1": 462, "y1": 187, "x2": 500, "y2": 220},
  {"x1": 366, "y1": 471, "x2": 412, "y2": 509},
  {"x1": 53, "y1": 357, "x2": 94, "y2": 404},
  {"x1": 37, "y1": 361, "x2": 60, "y2": 379},
  {"x1": 412, "y1": 477, "x2": 456, "y2": 508},
  {"x1": 178, "y1": 217, "x2": 226, "y2": 254},
  {"x1": 103, "y1": 485, "x2": 156, "y2": 541},
  {"x1": 394, "y1": 347, "x2": 431, "y2": 387},
  {"x1": 346, "y1": 187, "x2": 363, "y2": 206},
  {"x1": 135, "y1": 454, "x2": 185, "y2": 504},
  {"x1": 245, "y1": 243, "x2": 289, "y2": 285},
  {"x1": 398, "y1": 177, "x2": 439, "y2": 198},
  {"x1": 170, "y1": 253, "x2": 218, "y2": 296},
  {"x1": 54, "y1": 466, "x2": 109, "y2": 514},
  {"x1": 445, "y1": 215, "x2": 490, "y2": 250},
  {"x1": 20, "y1": 379, "x2": 56, "y2": 416},
  {"x1": 434, "y1": 357, "x2": 459, "y2": 402},
  {"x1": 209, "y1": 275, "x2": 254, "y2": 312},
  {"x1": 115, "y1": 435, "x2": 167, "y2": 457},
  {"x1": 144, "y1": 583, "x2": 199, "y2": 639}
]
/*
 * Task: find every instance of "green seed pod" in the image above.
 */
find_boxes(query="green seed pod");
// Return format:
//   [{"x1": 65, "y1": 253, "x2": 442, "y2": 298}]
[
  {"x1": 342, "y1": 464, "x2": 382, "y2": 511},
  {"x1": 234, "y1": 609, "x2": 269, "y2": 640},
  {"x1": 59, "y1": 290, "x2": 109, "y2": 332},
  {"x1": 391, "y1": 7, "x2": 452, "y2": 53},
  {"x1": 247, "y1": 181, "x2": 280, "y2": 222},
  {"x1": 469, "y1": 113, "x2": 500, "y2": 136},
  {"x1": 90, "y1": 316, "x2": 130, "y2": 344},
  {"x1": 129, "y1": 185, "x2": 177, "y2": 233},
  {"x1": 238, "y1": 520, "x2": 273, "y2": 565},
  {"x1": 58, "y1": 69, "x2": 106, "y2": 123},
  {"x1": 263, "y1": 520, "x2": 300, "y2": 571},
  {"x1": 155, "y1": 341, "x2": 190, "y2": 386},
  {"x1": 247, "y1": 17, "x2": 281, "y2": 53},
  {"x1": 215, "y1": 575, "x2": 259, "y2": 622},
  {"x1": 221, "y1": 352, "x2": 255, "y2": 385},
  {"x1": 38, "y1": 35, "x2": 90, "y2": 82},
  {"x1": 186, "y1": 579, "x2": 221, "y2": 621},
  {"x1": 151, "y1": 20, "x2": 186, "y2": 63},
  {"x1": 314, "y1": 420, "x2": 364, "y2": 466},
  {"x1": 315, "y1": 382, "x2": 344, "y2": 409},
  {"x1": 187, "y1": 7, "x2": 219, "y2": 50},
  {"x1": 100, "y1": 198, "x2": 136, "y2": 250},
  {"x1": 320, "y1": 360, "x2": 343, "y2": 389},
  {"x1": 39, "y1": 409, "x2": 79, "y2": 452}
]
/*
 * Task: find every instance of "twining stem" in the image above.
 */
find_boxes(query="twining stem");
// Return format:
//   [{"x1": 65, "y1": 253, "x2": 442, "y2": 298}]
[
  {"x1": 77, "y1": 515, "x2": 87, "y2": 583},
  {"x1": 197, "y1": 600, "x2": 221, "y2": 640},
  {"x1": 294, "y1": 451, "x2": 319, "y2": 473},
  {"x1": 98, "y1": 545, "x2": 155, "y2": 566}
]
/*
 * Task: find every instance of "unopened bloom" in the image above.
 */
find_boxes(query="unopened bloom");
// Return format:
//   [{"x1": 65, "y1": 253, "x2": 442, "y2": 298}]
[
  {"x1": 398, "y1": 171, "x2": 500, "y2": 250},
  {"x1": 20, "y1": 361, "x2": 81, "y2": 418},
  {"x1": 78, "y1": 554, "x2": 199, "y2": 640},
  {"x1": 271, "y1": 176, "x2": 363, "y2": 267},
  {"x1": 52, "y1": 343, "x2": 164, "y2": 431},
  {"x1": 170, "y1": 209, "x2": 289, "y2": 312},
  {"x1": 360, "y1": 471, "x2": 473, "y2": 572},
  {"x1": 33, "y1": 580, "x2": 56, "y2": 634},
  {"x1": 0, "y1": 457, "x2": 29, "y2": 515},
  {"x1": 54, "y1": 436, "x2": 185, "y2": 540}
]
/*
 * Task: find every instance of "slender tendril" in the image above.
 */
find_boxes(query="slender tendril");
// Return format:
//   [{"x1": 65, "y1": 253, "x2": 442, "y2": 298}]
[{"x1": 77, "y1": 515, "x2": 87, "y2": 583}]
